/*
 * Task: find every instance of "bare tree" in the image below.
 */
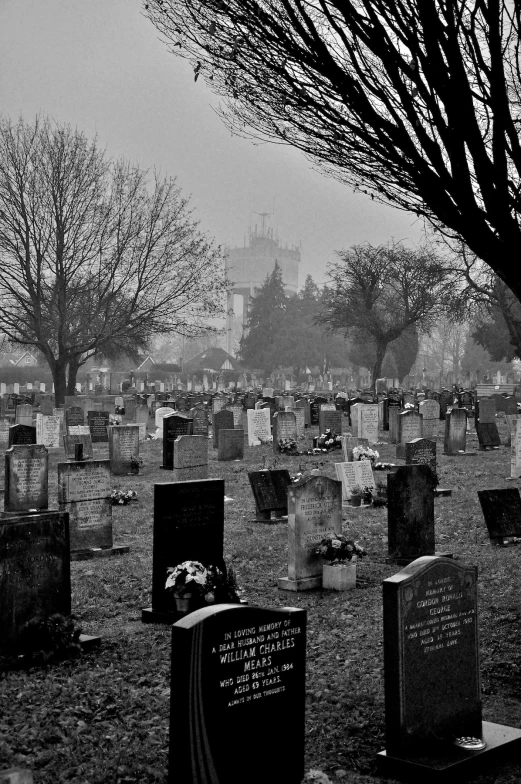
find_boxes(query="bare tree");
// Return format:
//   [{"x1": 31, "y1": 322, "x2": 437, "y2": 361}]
[
  {"x1": 317, "y1": 243, "x2": 454, "y2": 388},
  {"x1": 145, "y1": 0, "x2": 521, "y2": 300},
  {"x1": 0, "y1": 116, "x2": 226, "y2": 404}
]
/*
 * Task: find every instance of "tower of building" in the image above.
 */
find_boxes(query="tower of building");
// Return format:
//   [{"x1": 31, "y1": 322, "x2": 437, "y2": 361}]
[{"x1": 225, "y1": 214, "x2": 300, "y2": 355}]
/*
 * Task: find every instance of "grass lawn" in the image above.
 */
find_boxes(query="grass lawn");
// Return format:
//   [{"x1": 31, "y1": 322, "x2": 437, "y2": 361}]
[{"x1": 1, "y1": 417, "x2": 521, "y2": 784}]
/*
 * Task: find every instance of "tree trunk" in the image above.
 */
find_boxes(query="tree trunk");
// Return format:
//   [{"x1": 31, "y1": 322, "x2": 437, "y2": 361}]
[
  {"x1": 52, "y1": 361, "x2": 68, "y2": 407},
  {"x1": 66, "y1": 357, "x2": 82, "y2": 397},
  {"x1": 371, "y1": 341, "x2": 388, "y2": 392}
]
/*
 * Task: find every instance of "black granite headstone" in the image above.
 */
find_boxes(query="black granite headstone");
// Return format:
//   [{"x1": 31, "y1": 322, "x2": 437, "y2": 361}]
[
  {"x1": 162, "y1": 414, "x2": 193, "y2": 469},
  {"x1": 170, "y1": 604, "x2": 306, "y2": 784},
  {"x1": 8, "y1": 424, "x2": 37, "y2": 447},
  {"x1": 405, "y1": 438, "x2": 437, "y2": 474},
  {"x1": 87, "y1": 411, "x2": 110, "y2": 442},
  {"x1": 387, "y1": 465, "x2": 436, "y2": 562},
  {"x1": 378, "y1": 555, "x2": 521, "y2": 780},
  {"x1": 213, "y1": 409, "x2": 234, "y2": 448},
  {"x1": 476, "y1": 422, "x2": 501, "y2": 449},
  {"x1": 248, "y1": 469, "x2": 292, "y2": 521},
  {"x1": 142, "y1": 479, "x2": 224, "y2": 624},
  {"x1": 0, "y1": 511, "x2": 71, "y2": 655},
  {"x1": 477, "y1": 489, "x2": 521, "y2": 541}
]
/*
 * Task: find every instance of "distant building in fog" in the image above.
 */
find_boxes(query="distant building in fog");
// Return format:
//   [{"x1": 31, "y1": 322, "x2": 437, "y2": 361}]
[{"x1": 225, "y1": 214, "x2": 300, "y2": 355}]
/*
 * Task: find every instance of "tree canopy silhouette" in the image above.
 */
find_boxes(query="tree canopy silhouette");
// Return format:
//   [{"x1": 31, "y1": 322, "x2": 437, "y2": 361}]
[{"x1": 146, "y1": 0, "x2": 521, "y2": 301}]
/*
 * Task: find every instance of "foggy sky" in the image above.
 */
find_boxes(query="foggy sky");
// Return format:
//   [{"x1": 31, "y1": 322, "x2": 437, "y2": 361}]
[{"x1": 0, "y1": 0, "x2": 424, "y2": 285}]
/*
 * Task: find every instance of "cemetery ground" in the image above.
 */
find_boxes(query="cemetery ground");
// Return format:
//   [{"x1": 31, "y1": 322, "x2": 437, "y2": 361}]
[{"x1": 2, "y1": 423, "x2": 521, "y2": 784}]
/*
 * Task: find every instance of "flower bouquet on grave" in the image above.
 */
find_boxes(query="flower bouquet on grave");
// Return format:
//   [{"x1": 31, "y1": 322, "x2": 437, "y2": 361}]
[
  {"x1": 362, "y1": 485, "x2": 374, "y2": 505},
  {"x1": 313, "y1": 429, "x2": 342, "y2": 451},
  {"x1": 316, "y1": 536, "x2": 366, "y2": 591},
  {"x1": 278, "y1": 437, "x2": 301, "y2": 455},
  {"x1": 109, "y1": 416, "x2": 122, "y2": 425},
  {"x1": 352, "y1": 445, "x2": 379, "y2": 465},
  {"x1": 404, "y1": 402, "x2": 415, "y2": 410},
  {"x1": 111, "y1": 488, "x2": 138, "y2": 505},
  {"x1": 373, "y1": 461, "x2": 396, "y2": 470},
  {"x1": 166, "y1": 560, "x2": 208, "y2": 613},
  {"x1": 315, "y1": 535, "x2": 366, "y2": 563},
  {"x1": 129, "y1": 454, "x2": 143, "y2": 475},
  {"x1": 349, "y1": 483, "x2": 364, "y2": 506}
]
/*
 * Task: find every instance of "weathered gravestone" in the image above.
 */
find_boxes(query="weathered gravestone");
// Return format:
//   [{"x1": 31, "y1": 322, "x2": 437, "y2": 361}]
[
  {"x1": 248, "y1": 470, "x2": 292, "y2": 521},
  {"x1": 387, "y1": 465, "x2": 437, "y2": 563},
  {"x1": 396, "y1": 411, "x2": 422, "y2": 459},
  {"x1": 8, "y1": 424, "x2": 36, "y2": 448},
  {"x1": 378, "y1": 556, "x2": 521, "y2": 780},
  {"x1": 226, "y1": 403, "x2": 243, "y2": 427},
  {"x1": 388, "y1": 406, "x2": 402, "y2": 444},
  {"x1": 15, "y1": 404, "x2": 33, "y2": 427},
  {"x1": 190, "y1": 407, "x2": 209, "y2": 437},
  {"x1": 65, "y1": 405, "x2": 84, "y2": 430},
  {"x1": 173, "y1": 435, "x2": 208, "y2": 481},
  {"x1": 477, "y1": 489, "x2": 521, "y2": 543},
  {"x1": 359, "y1": 404, "x2": 379, "y2": 443},
  {"x1": 213, "y1": 409, "x2": 234, "y2": 449},
  {"x1": 419, "y1": 399, "x2": 440, "y2": 440},
  {"x1": 477, "y1": 397, "x2": 496, "y2": 424},
  {"x1": 142, "y1": 478, "x2": 225, "y2": 624},
  {"x1": 278, "y1": 475, "x2": 342, "y2": 591},
  {"x1": 476, "y1": 421, "x2": 501, "y2": 450},
  {"x1": 335, "y1": 460, "x2": 375, "y2": 503},
  {"x1": 4, "y1": 445, "x2": 48, "y2": 513},
  {"x1": 87, "y1": 411, "x2": 110, "y2": 443},
  {"x1": 218, "y1": 429, "x2": 244, "y2": 461},
  {"x1": 318, "y1": 406, "x2": 342, "y2": 435},
  {"x1": 247, "y1": 408, "x2": 272, "y2": 446},
  {"x1": 63, "y1": 433, "x2": 94, "y2": 460},
  {"x1": 340, "y1": 436, "x2": 369, "y2": 462},
  {"x1": 0, "y1": 511, "x2": 71, "y2": 656},
  {"x1": 169, "y1": 604, "x2": 306, "y2": 784},
  {"x1": 0, "y1": 419, "x2": 10, "y2": 445},
  {"x1": 444, "y1": 409, "x2": 475, "y2": 455},
  {"x1": 108, "y1": 425, "x2": 140, "y2": 475},
  {"x1": 58, "y1": 459, "x2": 128, "y2": 558},
  {"x1": 155, "y1": 406, "x2": 176, "y2": 436},
  {"x1": 162, "y1": 414, "x2": 193, "y2": 470},
  {"x1": 405, "y1": 438, "x2": 437, "y2": 474},
  {"x1": 272, "y1": 411, "x2": 297, "y2": 454},
  {"x1": 295, "y1": 398, "x2": 311, "y2": 428},
  {"x1": 511, "y1": 418, "x2": 521, "y2": 478},
  {"x1": 292, "y1": 406, "x2": 305, "y2": 437},
  {"x1": 35, "y1": 414, "x2": 61, "y2": 448}
]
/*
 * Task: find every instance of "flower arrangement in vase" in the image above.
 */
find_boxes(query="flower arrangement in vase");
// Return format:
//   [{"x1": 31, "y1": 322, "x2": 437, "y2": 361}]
[
  {"x1": 352, "y1": 445, "x2": 379, "y2": 464},
  {"x1": 315, "y1": 535, "x2": 366, "y2": 591},
  {"x1": 165, "y1": 560, "x2": 242, "y2": 615}
]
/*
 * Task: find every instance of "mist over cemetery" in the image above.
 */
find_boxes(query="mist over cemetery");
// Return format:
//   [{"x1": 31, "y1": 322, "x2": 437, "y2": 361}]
[{"x1": 5, "y1": 2, "x2": 521, "y2": 783}]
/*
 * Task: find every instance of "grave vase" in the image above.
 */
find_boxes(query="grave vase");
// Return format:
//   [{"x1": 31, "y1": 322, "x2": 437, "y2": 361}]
[
  {"x1": 350, "y1": 494, "x2": 362, "y2": 507},
  {"x1": 174, "y1": 594, "x2": 194, "y2": 614},
  {"x1": 322, "y1": 560, "x2": 357, "y2": 591}
]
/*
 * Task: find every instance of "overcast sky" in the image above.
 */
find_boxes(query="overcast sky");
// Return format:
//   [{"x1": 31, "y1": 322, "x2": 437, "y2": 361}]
[{"x1": 0, "y1": 0, "x2": 424, "y2": 286}]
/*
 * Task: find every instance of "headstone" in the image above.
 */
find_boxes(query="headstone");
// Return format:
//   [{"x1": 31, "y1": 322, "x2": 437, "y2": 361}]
[
  {"x1": 389, "y1": 406, "x2": 401, "y2": 444},
  {"x1": 318, "y1": 407, "x2": 342, "y2": 435},
  {"x1": 511, "y1": 418, "x2": 521, "y2": 478},
  {"x1": 296, "y1": 398, "x2": 311, "y2": 428},
  {"x1": 227, "y1": 404, "x2": 243, "y2": 427},
  {"x1": 387, "y1": 465, "x2": 436, "y2": 562},
  {"x1": 477, "y1": 397, "x2": 496, "y2": 423},
  {"x1": 170, "y1": 604, "x2": 306, "y2": 784},
  {"x1": 155, "y1": 406, "x2": 176, "y2": 433},
  {"x1": 443, "y1": 409, "x2": 469, "y2": 455},
  {"x1": 8, "y1": 424, "x2": 36, "y2": 447},
  {"x1": 218, "y1": 429, "x2": 244, "y2": 461},
  {"x1": 248, "y1": 470, "x2": 291, "y2": 521},
  {"x1": 162, "y1": 414, "x2": 194, "y2": 469},
  {"x1": 247, "y1": 408, "x2": 272, "y2": 446},
  {"x1": 173, "y1": 435, "x2": 208, "y2": 481},
  {"x1": 293, "y1": 406, "x2": 305, "y2": 437},
  {"x1": 35, "y1": 414, "x2": 61, "y2": 448},
  {"x1": 0, "y1": 419, "x2": 10, "y2": 445},
  {"x1": 190, "y1": 407, "x2": 209, "y2": 437},
  {"x1": 108, "y1": 425, "x2": 140, "y2": 476},
  {"x1": 272, "y1": 411, "x2": 297, "y2": 453},
  {"x1": 87, "y1": 411, "x2": 110, "y2": 443},
  {"x1": 379, "y1": 557, "x2": 482, "y2": 769},
  {"x1": 419, "y1": 399, "x2": 440, "y2": 439},
  {"x1": 63, "y1": 433, "x2": 94, "y2": 460},
  {"x1": 477, "y1": 489, "x2": 521, "y2": 542},
  {"x1": 476, "y1": 422, "x2": 501, "y2": 449},
  {"x1": 405, "y1": 438, "x2": 437, "y2": 475},
  {"x1": 335, "y1": 460, "x2": 375, "y2": 502},
  {"x1": 278, "y1": 475, "x2": 342, "y2": 591},
  {"x1": 0, "y1": 511, "x2": 71, "y2": 656},
  {"x1": 15, "y1": 404, "x2": 33, "y2": 427},
  {"x1": 213, "y1": 409, "x2": 234, "y2": 449},
  {"x1": 262, "y1": 387, "x2": 274, "y2": 398},
  {"x1": 5, "y1": 445, "x2": 49, "y2": 513},
  {"x1": 58, "y1": 459, "x2": 115, "y2": 554},
  {"x1": 65, "y1": 405, "x2": 84, "y2": 429},
  {"x1": 142, "y1": 478, "x2": 225, "y2": 623},
  {"x1": 398, "y1": 411, "x2": 422, "y2": 445},
  {"x1": 359, "y1": 404, "x2": 379, "y2": 443}
]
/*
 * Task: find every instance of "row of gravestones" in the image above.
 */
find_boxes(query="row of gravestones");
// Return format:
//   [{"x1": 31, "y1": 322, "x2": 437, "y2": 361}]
[{"x1": 3, "y1": 478, "x2": 521, "y2": 781}]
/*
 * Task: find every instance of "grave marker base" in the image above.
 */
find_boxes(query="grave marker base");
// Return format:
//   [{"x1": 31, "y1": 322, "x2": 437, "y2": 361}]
[
  {"x1": 386, "y1": 550, "x2": 453, "y2": 566},
  {"x1": 377, "y1": 721, "x2": 521, "y2": 783},
  {"x1": 277, "y1": 575, "x2": 322, "y2": 592},
  {"x1": 254, "y1": 506, "x2": 287, "y2": 522},
  {"x1": 71, "y1": 544, "x2": 130, "y2": 561},
  {"x1": 443, "y1": 450, "x2": 477, "y2": 456},
  {"x1": 79, "y1": 634, "x2": 102, "y2": 651},
  {"x1": 142, "y1": 599, "x2": 248, "y2": 625},
  {"x1": 434, "y1": 488, "x2": 452, "y2": 497}
]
